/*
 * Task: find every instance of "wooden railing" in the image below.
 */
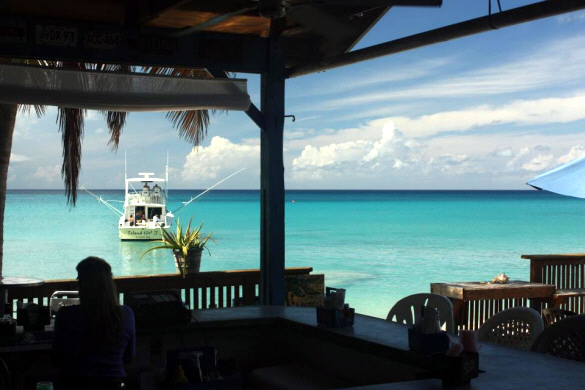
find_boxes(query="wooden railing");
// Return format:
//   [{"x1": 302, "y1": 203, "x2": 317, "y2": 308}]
[
  {"x1": 522, "y1": 254, "x2": 585, "y2": 313},
  {"x1": 6, "y1": 267, "x2": 313, "y2": 312}
]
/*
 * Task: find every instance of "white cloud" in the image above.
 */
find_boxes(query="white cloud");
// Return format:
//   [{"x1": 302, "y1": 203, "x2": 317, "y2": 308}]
[
  {"x1": 31, "y1": 165, "x2": 61, "y2": 183},
  {"x1": 364, "y1": 94, "x2": 585, "y2": 138},
  {"x1": 182, "y1": 136, "x2": 260, "y2": 183},
  {"x1": 13, "y1": 112, "x2": 39, "y2": 139},
  {"x1": 298, "y1": 34, "x2": 585, "y2": 113},
  {"x1": 522, "y1": 154, "x2": 555, "y2": 172},
  {"x1": 427, "y1": 153, "x2": 478, "y2": 175},
  {"x1": 291, "y1": 57, "x2": 453, "y2": 98},
  {"x1": 85, "y1": 111, "x2": 100, "y2": 121},
  {"x1": 557, "y1": 10, "x2": 585, "y2": 24},
  {"x1": 492, "y1": 148, "x2": 514, "y2": 158},
  {"x1": 557, "y1": 146, "x2": 585, "y2": 165},
  {"x1": 505, "y1": 147, "x2": 530, "y2": 170},
  {"x1": 95, "y1": 128, "x2": 105, "y2": 134},
  {"x1": 285, "y1": 92, "x2": 585, "y2": 152},
  {"x1": 291, "y1": 121, "x2": 419, "y2": 180},
  {"x1": 285, "y1": 117, "x2": 585, "y2": 188},
  {"x1": 10, "y1": 153, "x2": 30, "y2": 162}
]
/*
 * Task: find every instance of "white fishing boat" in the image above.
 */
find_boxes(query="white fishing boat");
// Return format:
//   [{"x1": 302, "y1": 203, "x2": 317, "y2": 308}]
[
  {"x1": 118, "y1": 171, "x2": 173, "y2": 240},
  {"x1": 82, "y1": 155, "x2": 245, "y2": 241}
]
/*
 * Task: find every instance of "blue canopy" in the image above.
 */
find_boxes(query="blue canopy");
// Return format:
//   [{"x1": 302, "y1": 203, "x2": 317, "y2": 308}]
[{"x1": 527, "y1": 156, "x2": 585, "y2": 198}]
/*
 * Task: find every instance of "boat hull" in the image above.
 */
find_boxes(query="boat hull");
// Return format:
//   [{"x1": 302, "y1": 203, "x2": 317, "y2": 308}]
[{"x1": 119, "y1": 226, "x2": 167, "y2": 240}]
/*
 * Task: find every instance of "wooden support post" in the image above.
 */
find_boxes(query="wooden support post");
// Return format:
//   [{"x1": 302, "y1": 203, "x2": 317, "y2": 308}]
[{"x1": 259, "y1": 34, "x2": 286, "y2": 305}]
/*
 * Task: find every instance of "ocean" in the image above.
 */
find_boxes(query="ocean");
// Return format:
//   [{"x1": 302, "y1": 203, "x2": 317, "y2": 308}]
[{"x1": 4, "y1": 190, "x2": 584, "y2": 319}]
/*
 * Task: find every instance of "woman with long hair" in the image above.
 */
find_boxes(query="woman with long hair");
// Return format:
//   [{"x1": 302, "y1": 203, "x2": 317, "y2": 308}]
[{"x1": 53, "y1": 257, "x2": 135, "y2": 390}]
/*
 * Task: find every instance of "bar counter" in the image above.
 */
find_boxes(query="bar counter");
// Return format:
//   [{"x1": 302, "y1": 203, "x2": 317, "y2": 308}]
[
  {"x1": 186, "y1": 306, "x2": 585, "y2": 389},
  {"x1": 2, "y1": 306, "x2": 585, "y2": 389}
]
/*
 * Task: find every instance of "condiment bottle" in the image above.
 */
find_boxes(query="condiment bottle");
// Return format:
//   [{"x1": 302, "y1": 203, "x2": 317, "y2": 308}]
[
  {"x1": 434, "y1": 311, "x2": 441, "y2": 333},
  {"x1": 172, "y1": 365, "x2": 189, "y2": 384}
]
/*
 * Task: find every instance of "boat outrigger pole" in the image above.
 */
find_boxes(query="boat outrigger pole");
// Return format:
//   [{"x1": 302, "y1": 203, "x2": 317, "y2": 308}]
[
  {"x1": 172, "y1": 168, "x2": 246, "y2": 216},
  {"x1": 81, "y1": 186, "x2": 124, "y2": 217}
]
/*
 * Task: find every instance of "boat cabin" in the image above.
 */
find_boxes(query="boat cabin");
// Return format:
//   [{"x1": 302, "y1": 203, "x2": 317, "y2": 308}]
[{"x1": 119, "y1": 172, "x2": 172, "y2": 240}]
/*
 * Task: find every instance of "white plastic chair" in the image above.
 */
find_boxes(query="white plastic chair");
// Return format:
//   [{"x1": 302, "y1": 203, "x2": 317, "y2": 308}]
[
  {"x1": 49, "y1": 290, "x2": 80, "y2": 316},
  {"x1": 531, "y1": 314, "x2": 585, "y2": 362},
  {"x1": 386, "y1": 293, "x2": 455, "y2": 334},
  {"x1": 478, "y1": 307, "x2": 544, "y2": 351}
]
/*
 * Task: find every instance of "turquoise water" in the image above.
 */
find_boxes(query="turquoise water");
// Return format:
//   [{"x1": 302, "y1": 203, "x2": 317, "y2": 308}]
[{"x1": 4, "y1": 190, "x2": 585, "y2": 319}]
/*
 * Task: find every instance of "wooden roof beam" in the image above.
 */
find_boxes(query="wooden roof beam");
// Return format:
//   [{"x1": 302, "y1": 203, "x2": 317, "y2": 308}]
[
  {"x1": 0, "y1": 17, "x2": 268, "y2": 73},
  {"x1": 287, "y1": 0, "x2": 585, "y2": 78}
]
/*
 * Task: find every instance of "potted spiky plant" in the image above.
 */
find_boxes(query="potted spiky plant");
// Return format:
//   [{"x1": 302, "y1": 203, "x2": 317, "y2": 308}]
[{"x1": 141, "y1": 218, "x2": 215, "y2": 276}]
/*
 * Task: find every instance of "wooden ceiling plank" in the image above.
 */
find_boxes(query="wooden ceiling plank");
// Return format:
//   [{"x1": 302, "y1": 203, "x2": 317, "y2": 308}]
[
  {"x1": 0, "y1": 16, "x2": 268, "y2": 73},
  {"x1": 126, "y1": 0, "x2": 190, "y2": 26}
]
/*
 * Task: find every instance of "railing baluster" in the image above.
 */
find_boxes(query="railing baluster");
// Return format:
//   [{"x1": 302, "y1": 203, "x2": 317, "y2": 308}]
[
  {"x1": 226, "y1": 285, "x2": 232, "y2": 308},
  {"x1": 194, "y1": 288, "x2": 200, "y2": 310},
  {"x1": 184, "y1": 287, "x2": 191, "y2": 308},
  {"x1": 202, "y1": 287, "x2": 208, "y2": 309},
  {"x1": 218, "y1": 286, "x2": 224, "y2": 308},
  {"x1": 209, "y1": 287, "x2": 217, "y2": 308}
]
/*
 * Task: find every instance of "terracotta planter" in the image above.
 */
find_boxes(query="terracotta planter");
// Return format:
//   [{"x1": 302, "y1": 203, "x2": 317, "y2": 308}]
[{"x1": 173, "y1": 248, "x2": 202, "y2": 276}]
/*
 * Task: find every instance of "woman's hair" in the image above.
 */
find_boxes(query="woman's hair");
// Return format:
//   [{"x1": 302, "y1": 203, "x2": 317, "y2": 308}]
[{"x1": 76, "y1": 257, "x2": 123, "y2": 347}]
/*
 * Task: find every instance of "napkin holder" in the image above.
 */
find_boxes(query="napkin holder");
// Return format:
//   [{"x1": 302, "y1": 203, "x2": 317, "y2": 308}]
[
  {"x1": 408, "y1": 328, "x2": 450, "y2": 355},
  {"x1": 0, "y1": 315, "x2": 16, "y2": 345},
  {"x1": 316, "y1": 306, "x2": 354, "y2": 328},
  {"x1": 17, "y1": 303, "x2": 51, "y2": 332},
  {"x1": 430, "y1": 352, "x2": 479, "y2": 387},
  {"x1": 317, "y1": 287, "x2": 354, "y2": 328}
]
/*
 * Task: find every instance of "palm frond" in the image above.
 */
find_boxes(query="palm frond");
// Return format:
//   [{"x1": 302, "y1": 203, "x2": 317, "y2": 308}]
[
  {"x1": 32, "y1": 105, "x2": 47, "y2": 117},
  {"x1": 57, "y1": 107, "x2": 85, "y2": 205},
  {"x1": 166, "y1": 110, "x2": 210, "y2": 146},
  {"x1": 142, "y1": 67, "x2": 211, "y2": 78},
  {"x1": 143, "y1": 66, "x2": 215, "y2": 147},
  {"x1": 53, "y1": 62, "x2": 91, "y2": 205},
  {"x1": 103, "y1": 111, "x2": 127, "y2": 151},
  {"x1": 94, "y1": 64, "x2": 134, "y2": 151}
]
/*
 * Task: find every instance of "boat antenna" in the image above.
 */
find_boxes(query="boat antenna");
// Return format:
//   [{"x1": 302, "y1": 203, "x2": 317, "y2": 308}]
[
  {"x1": 165, "y1": 151, "x2": 169, "y2": 203},
  {"x1": 172, "y1": 168, "x2": 245, "y2": 215},
  {"x1": 124, "y1": 150, "x2": 129, "y2": 205}
]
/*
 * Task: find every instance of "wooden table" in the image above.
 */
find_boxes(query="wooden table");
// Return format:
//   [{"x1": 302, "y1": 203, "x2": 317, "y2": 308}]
[
  {"x1": 0, "y1": 276, "x2": 44, "y2": 316},
  {"x1": 431, "y1": 281, "x2": 555, "y2": 330}
]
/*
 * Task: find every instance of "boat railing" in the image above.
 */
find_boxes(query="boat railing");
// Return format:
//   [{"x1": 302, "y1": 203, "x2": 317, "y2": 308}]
[{"x1": 6, "y1": 267, "x2": 313, "y2": 315}]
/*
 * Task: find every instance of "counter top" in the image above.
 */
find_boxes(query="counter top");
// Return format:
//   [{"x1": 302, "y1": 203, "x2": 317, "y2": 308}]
[
  {"x1": 3, "y1": 306, "x2": 585, "y2": 389},
  {"x1": 192, "y1": 306, "x2": 585, "y2": 390}
]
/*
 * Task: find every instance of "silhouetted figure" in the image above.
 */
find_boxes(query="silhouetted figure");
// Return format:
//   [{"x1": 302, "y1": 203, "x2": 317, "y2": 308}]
[{"x1": 53, "y1": 257, "x2": 135, "y2": 390}]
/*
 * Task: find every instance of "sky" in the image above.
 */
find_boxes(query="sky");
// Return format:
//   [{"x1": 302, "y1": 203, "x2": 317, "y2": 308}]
[{"x1": 7, "y1": 1, "x2": 585, "y2": 191}]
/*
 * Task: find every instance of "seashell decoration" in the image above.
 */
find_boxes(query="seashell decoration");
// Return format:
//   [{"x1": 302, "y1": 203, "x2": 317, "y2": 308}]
[{"x1": 491, "y1": 273, "x2": 510, "y2": 284}]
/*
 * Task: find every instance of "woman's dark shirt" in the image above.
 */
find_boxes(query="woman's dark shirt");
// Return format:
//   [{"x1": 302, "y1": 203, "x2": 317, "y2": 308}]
[{"x1": 53, "y1": 305, "x2": 136, "y2": 378}]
